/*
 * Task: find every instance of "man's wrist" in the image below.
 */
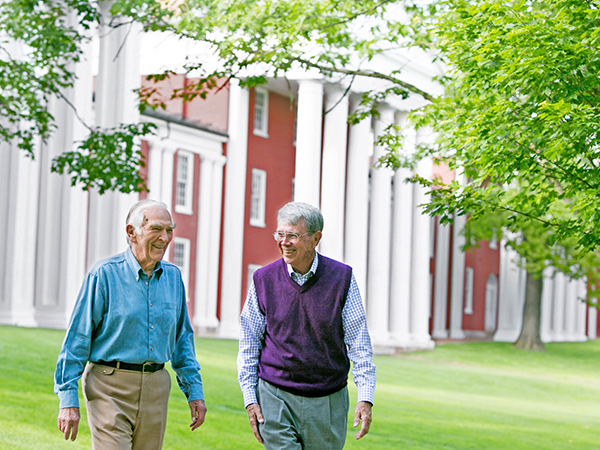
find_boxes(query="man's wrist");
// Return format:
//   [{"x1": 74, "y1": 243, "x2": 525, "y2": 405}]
[{"x1": 58, "y1": 389, "x2": 80, "y2": 409}]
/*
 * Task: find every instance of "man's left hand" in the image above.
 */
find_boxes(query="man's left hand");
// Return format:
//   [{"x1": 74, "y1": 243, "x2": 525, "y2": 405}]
[
  {"x1": 188, "y1": 399, "x2": 207, "y2": 431},
  {"x1": 353, "y1": 401, "x2": 372, "y2": 440}
]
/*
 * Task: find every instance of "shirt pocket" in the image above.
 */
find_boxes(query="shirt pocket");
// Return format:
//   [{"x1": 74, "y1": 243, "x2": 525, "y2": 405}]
[{"x1": 161, "y1": 302, "x2": 178, "y2": 331}]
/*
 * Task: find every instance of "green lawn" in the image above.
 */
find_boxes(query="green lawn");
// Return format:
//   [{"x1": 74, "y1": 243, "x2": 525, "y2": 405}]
[{"x1": 1, "y1": 325, "x2": 599, "y2": 449}]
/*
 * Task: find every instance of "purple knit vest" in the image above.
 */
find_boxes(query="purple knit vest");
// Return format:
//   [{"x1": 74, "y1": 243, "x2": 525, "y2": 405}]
[{"x1": 254, "y1": 254, "x2": 352, "y2": 397}]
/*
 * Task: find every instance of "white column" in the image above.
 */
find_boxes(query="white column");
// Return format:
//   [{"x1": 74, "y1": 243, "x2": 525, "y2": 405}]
[
  {"x1": 409, "y1": 148, "x2": 435, "y2": 349},
  {"x1": 159, "y1": 147, "x2": 177, "y2": 218},
  {"x1": 576, "y1": 279, "x2": 588, "y2": 341},
  {"x1": 431, "y1": 221, "x2": 450, "y2": 339},
  {"x1": 0, "y1": 135, "x2": 11, "y2": 319},
  {"x1": 87, "y1": 2, "x2": 141, "y2": 267},
  {"x1": 219, "y1": 81, "x2": 250, "y2": 339},
  {"x1": 449, "y1": 212, "x2": 466, "y2": 339},
  {"x1": 147, "y1": 143, "x2": 163, "y2": 198},
  {"x1": 294, "y1": 80, "x2": 323, "y2": 207},
  {"x1": 564, "y1": 276, "x2": 578, "y2": 341},
  {"x1": 344, "y1": 95, "x2": 372, "y2": 302},
  {"x1": 494, "y1": 241, "x2": 526, "y2": 342},
  {"x1": 146, "y1": 143, "x2": 176, "y2": 261},
  {"x1": 1, "y1": 145, "x2": 40, "y2": 327},
  {"x1": 320, "y1": 85, "x2": 348, "y2": 261},
  {"x1": 588, "y1": 304, "x2": 597, "y2": 340},
  {"x1": 540, "y1": 268, "x2": 554, "y2": 343},
  {"x1": 194, "y1": 155, "x2": 226, "y2": 332},
  {"x1": 34, "y1": 91, "x2": 88, "y2": 328},
  {"x1": 551, "y1": 272, "x2": 566, "y2": 341},
  {"x1": 389, "y1": 113, "x2": 414, "y2": 346},
  {"x1": 366, "y1": 105, "x2": 394, "y2": 346}
]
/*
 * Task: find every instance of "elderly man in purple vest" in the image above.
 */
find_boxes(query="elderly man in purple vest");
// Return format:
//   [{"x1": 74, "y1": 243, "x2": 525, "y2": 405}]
[{"x1": 237, "y1": 202, "x2": 376, "y2": 449}]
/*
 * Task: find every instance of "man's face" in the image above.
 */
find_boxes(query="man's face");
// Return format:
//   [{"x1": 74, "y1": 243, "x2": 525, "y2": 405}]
[
  {"x1": 276, "y1": 219, "x2": 321, "y2": 274},
  {"x1": 127, "y1": 206, "x2": 174, "y2": 270}
]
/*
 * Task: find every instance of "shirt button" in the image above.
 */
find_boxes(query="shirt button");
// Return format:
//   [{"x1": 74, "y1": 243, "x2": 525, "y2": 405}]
[
  {"x1": 151, "y1": 325, "x2": 154, "y2": 329},
  {"x1": 150, "y1": 303, "x2": 153, "y2": 307},
  {"x1": 151, "y1": 347, "x2": 154, "y2": 351},
  {"x1": 145, "y1": 282, "x2": 149, "y2": 286}
]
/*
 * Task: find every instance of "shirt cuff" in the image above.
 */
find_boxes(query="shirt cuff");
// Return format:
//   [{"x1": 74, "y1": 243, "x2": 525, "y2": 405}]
[
  {"x1": 186, "y1": 383, "x2": 205, "y2": 402},
  {"x1": 58, "y1": 389, "x2": 80, "y2": 409},
  {"x1": 356, "y1": 384, "x2": 375, "y2": 406},
  {"x1": 242, "y1": 388, "x2": 258, "y2": 408}
]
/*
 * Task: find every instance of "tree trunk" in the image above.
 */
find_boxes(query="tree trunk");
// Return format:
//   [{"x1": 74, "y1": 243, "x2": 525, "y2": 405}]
[{"x1": 513, "y1": 272, "x2": 546, "y2": 352}]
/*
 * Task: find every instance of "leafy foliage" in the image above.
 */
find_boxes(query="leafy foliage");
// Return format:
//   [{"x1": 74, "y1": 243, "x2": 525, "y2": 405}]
[
  {"x1": 0, "y1": 0, "x2": 99, "y2": 155},
  {"x1": 405, "y1": 0, "x2": 600, "y2": 255},
  {"x1": 1, "y1": 0, "x2": 156, "y2": 193},
  {"x1": 51, "y1": 122, "x2": 155, "y2": 194}
]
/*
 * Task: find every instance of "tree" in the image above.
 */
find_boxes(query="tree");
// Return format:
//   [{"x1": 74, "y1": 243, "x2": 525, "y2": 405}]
[
  {"x1": 397, "y1": 0, "x2": 600, "y2": 349},
  {"x1": 403, "y1": 0, "x2": 600, "y2": 250},
  {"x1": 5, "y1": 0, "x2": 600, "y2": 348},
  {"x1": 458, "y1": 192, "x2": 600, "y2": 351},
  {"x1": 1, "y1": 0, "x2": 155, "y2": 194}
]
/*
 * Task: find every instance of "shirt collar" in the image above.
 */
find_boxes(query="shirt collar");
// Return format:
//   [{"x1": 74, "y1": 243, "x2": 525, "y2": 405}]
[
  {"x1": 126, "y1": 247, "x2": 163, "y2": 281},
  {"x1": 286, "y1": 252, "x2": 319, "y2": 278}
]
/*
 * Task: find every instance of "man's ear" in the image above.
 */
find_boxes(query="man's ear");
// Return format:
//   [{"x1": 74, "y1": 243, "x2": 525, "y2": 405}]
[
  {"x1": 126, "y1": 224, "x2": 137, "y2": 243},
  {"x1": 312, "y1": 231, "x2": 323, "y2": 248}
]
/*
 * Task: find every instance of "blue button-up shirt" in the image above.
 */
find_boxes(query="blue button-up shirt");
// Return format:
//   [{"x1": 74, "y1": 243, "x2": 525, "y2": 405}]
[{"x1": 54, "y1": 248, "x2": 203, "y2": 409}]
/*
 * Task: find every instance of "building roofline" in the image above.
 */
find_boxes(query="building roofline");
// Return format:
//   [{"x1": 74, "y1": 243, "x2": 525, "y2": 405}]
[{"x1": 141, "y1": 108, "x2": 229, "y2": 138}]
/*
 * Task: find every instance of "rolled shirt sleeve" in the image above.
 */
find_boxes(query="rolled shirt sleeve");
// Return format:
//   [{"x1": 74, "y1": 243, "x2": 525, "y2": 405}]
[
  {"x1": 343, "y1": 273, "x2": 376, "y2": 405},
  {"x1": 237, "y1": 281, "x2": 266, "y2": 407},
  {"x1": 54, "y1": 272, "x2": 100, "y2": 409}
]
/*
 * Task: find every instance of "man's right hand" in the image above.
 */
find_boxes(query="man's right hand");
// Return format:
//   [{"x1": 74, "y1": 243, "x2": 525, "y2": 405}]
[
  {"x1": 58, "y1": 407, "x2": 80, "y2": 441},
  {"x1": 246, "y1": 403, "x2": 264, "y2": 444}
]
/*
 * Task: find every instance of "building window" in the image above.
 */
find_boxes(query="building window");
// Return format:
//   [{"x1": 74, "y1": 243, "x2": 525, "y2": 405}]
[
  {"x1": 175, "y1": 151, "x2": 194, "y2": 215},
  {"x1": 250, "y1": 169, "x2": 267, "y2": 227},
  {"x1": 253, "y1": 88, "x2": 269, "y2": 137},
  {"x1": 173, "y1": 237, "x2": 191, "y2": 296},
  {"x1": 464, "y1": 267, "x2": 474, "y2": 314}
]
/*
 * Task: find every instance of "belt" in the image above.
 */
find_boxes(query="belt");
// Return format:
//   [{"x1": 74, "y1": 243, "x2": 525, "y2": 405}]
[{"x1": 95, "y1": 361, "x2": 165, "y2": 373}]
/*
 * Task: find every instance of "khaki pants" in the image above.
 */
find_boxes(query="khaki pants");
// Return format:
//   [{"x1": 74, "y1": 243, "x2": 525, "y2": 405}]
[{"x1": 82, "y1": 362, "x2": 171, "y2": 450}]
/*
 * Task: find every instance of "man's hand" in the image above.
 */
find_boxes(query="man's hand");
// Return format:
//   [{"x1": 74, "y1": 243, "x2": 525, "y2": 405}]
[
  {"x1": 188, "y1": 399, "x2": 207, "y2": 431},
  {"x1": 246, "y1": 403, "x2": 264, "y2": 444},
  {"x1": 353, "y1": 401, "x2": 372, "y2": 440},
  {"x1": 58, "y1": 407, "x2": 80, "y2": 441}
]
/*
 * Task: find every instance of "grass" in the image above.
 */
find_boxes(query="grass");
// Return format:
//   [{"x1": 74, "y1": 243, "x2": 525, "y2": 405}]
[{"x1": 1, "y1": 325, "x2": 599, "y2": 449}]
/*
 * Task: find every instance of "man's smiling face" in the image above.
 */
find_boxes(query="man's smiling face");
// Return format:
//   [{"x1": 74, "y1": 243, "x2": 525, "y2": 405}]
[
  {"x1": 276, "y1": 219, "x2": 321, "y2": 275},
  {"x1": 128, "y1": 206, "x2": 174, "y2": 273}
]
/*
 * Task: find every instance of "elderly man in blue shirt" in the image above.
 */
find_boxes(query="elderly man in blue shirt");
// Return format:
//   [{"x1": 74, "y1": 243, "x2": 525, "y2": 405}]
[{"x1": 54, "y1": 199, "x2": 206, "y2": 449}]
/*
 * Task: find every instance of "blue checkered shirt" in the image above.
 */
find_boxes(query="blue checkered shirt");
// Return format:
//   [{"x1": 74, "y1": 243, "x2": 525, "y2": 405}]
[{"x1": 237, "y1": 253, "x2": 376, "y2": 407}]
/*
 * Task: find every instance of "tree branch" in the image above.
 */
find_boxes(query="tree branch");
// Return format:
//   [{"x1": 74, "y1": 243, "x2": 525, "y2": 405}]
[{"x1": 295, "y1": 57, "x2": 435, "y2": 101}]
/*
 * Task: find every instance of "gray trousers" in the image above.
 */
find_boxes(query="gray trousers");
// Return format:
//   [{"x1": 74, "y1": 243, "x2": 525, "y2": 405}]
[{"x1": 257, "y1": 379, "x2": 349, "y2": 450}]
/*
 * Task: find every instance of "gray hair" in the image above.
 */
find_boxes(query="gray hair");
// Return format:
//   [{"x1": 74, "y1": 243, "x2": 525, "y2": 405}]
[
  {"x1": 125, "y1": 199, "x2": 170, "y2": 245},
  {"x1": 277, "y1": 202, "x2": 323, "y2": 235}
]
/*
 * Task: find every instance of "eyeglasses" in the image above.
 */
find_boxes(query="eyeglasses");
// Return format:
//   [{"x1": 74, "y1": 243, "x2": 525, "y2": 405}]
[{"x1": 273, "y1": 231, "x2": 309, "y2": 243}]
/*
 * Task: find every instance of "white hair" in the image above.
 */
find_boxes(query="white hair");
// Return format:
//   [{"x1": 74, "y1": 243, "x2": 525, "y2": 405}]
[
  {"x1": 125, "y1": 199, "x2": 170, "y2": 245},
  {"x1": 277, "y1": 202, "x2": 323, "y2": 234}
]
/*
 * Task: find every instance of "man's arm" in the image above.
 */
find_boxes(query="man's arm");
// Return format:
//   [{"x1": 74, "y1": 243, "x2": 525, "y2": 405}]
[
  {"x1": 54, "y1": 272, "x2": 101, "y2": 440},
  {"x1": 343, "y1": 273, "x2": 377, "y2": 439},
  {"x1": 170, "y1": 279, "x2": 205, "y2": 415},
  {"x1": 237, "y1": 281, "x2": 266, "y2": 443}
]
